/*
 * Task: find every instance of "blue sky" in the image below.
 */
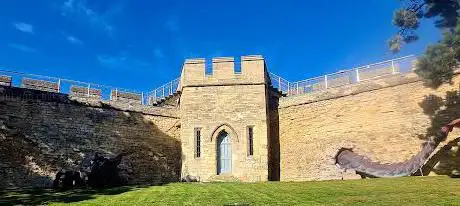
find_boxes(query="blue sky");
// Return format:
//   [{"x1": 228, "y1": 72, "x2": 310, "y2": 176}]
[{"x1": 0, "y1": 0, "x2": 442, "y2": 91}]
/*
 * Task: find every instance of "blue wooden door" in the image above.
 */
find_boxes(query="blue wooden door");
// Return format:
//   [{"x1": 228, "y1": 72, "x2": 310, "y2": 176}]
[{"x1": 217, "y1": 131, "x2": 232, "y2": 174}]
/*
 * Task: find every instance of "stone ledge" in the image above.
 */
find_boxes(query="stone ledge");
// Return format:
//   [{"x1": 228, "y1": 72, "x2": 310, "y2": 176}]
[
  {"x1": 183, "y1": 81, "x2": 266, "y2": 88},
  {"x1": 279, "y1": 72, "x2": 423, "y2": 109},
  {"x1": 0, "y1": 86, "x2": 179, "y2": 118},
  {"x1": 212, "y1": 57, "x2": 234, "y2": 63}
]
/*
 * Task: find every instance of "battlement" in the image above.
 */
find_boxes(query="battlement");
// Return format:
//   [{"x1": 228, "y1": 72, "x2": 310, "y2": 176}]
[{"x1": 180, "y1": 55, "x2": 267, "y2": 88}]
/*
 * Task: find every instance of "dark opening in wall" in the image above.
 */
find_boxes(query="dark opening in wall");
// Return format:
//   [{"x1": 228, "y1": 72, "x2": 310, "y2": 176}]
[
  {"x1": 248, "y1": 126, "x2": 254, "y2": 156},
  {"x1": 195, "y1": 128, "x2": 201, "y2": 158},
  {"x1": 268, "y1": 90, "x2": 280, "y2": 181}
]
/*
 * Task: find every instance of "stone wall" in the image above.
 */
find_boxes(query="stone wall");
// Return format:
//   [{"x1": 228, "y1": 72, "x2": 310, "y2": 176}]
[
  {"x1": 0, "y1": 86, "x2": 181, "y2": 189},
  {"x1": 4, "y1": 58, "x2": 460, "y2": 187},
  {"x1": 279, "y1": 72, "x2": 460, "y2": 181},
  {"x1": 179, "y1": 56, "x2": 270, "y2": 182}
]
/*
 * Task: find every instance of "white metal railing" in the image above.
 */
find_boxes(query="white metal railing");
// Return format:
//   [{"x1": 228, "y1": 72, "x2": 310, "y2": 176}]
[
  {"x1": 270, "y1": 55, "x2": 417, "y2": 96},
  {"x1": 146, "y1": 77, "x2": 180, "y2": 105},
  {"x1": 0, "y1": 69, "x2": 153, "y2": 105},
  {"x1": 0, "y1": 55, "x2": 418, "y2": 105},
  {"x1": 268, "y1": 72, "x2": 290, "y2": 93}
]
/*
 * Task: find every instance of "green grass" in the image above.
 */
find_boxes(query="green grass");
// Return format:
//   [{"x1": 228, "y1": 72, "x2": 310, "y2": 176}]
[{"x1": 1, "y1": 176, "x2": 460, "y2": 206}]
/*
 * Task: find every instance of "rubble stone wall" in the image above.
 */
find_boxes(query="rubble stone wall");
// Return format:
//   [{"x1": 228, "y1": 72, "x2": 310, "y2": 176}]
[
  {"x1": 279, "y1": 72, "x2": 460, "y2": 181},
  {"x1": 0, "y1": 86, "x2": 180, "y2": 189}
]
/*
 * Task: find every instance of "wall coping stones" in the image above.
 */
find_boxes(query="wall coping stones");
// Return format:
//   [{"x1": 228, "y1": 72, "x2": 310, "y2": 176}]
[
  {"x1": 0, "y1": 75, "x2": 12, "y2": 86},
  {"x1": 212, "y1": 57, "x2": 234, "y2": 63},
  {"x1": 279, "y1": 68, "x2": 460, "y2": 109},
  {"x1": 279, "y1": 72, "x2": 423, "y2": 109},
  {"x1": 0, "y1": 86, "x2": 179, "y2": 118},
  {"x1": 21, "y1": 78, "x2": 59, "y2": 93},
  {"x1": 184, "y1": 58, "x2": 206, "y2": 64}
]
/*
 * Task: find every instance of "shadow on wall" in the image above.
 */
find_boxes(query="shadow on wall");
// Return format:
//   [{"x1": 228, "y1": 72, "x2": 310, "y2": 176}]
[
  {"x1": 417, "y1": 87, "x2": 460, "y2": 177},
  {"x1": 0, "y1": 86, "x2": 182, "y2": 190},
  {"x1": 421, "y1": 137, "x2": 460, "y2": 177},
  {"x1": 268, "y1": 89, "x2": 280, "y2": 181}
]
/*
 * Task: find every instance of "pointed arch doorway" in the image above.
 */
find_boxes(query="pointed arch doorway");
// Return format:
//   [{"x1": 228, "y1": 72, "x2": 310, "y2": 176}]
[{"x1": 217, "y1": 131, "x2": 232, "y2": 174}]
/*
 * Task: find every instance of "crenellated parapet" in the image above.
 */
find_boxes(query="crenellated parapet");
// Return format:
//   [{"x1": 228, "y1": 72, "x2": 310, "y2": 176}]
[
  {"x1": 179, "y1": 54, "x2": 272, "y2": 182},
  {"x1": 179, "y1": 55, "x2": 267, "y2": 89}
]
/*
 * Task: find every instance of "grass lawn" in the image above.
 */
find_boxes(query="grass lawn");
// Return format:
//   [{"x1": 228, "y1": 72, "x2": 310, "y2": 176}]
[{"x1": 1, "y1": 176, "x2": 459, "y2": 205}]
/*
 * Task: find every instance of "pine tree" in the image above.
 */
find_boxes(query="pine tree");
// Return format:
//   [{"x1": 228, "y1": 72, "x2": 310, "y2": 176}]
[{"x1": 390, "y1": 0, "x2": 460, "y2": 88}]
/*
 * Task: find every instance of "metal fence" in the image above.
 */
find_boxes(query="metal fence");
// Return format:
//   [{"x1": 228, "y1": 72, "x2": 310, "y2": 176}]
[
  {"x1": 0, "y1": 55, "x2": 417, "y2": 105},
  {"x1": 0, "y1": 69, "x2": 153, "y2": 105},
  {"x1": 268, "y1": 72, "x2": 290, "y2": 93},
  {"x1": 270, "y1": 55, "x2": 417, "y2": 96},
  {"x1": 146, "y1": 77, "x2": 180, "y2": 105}
]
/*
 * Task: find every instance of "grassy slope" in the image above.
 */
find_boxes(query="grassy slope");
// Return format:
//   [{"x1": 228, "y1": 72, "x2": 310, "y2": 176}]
[{"x1": 1, "y1": 176, "x2": 460, "y2": 206}]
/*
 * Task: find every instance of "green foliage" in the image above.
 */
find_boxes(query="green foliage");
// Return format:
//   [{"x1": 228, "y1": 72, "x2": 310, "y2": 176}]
[
  {"x1": 389, "y1": 8, "x2": 421, "y2": 53},
  {"x1": 393, "y1": 9, "x2": 420, "y2": 29},
  {"x1": 425, "y1": 0, "x2": 460, "y2": 28},
  {"x1": 388, "y1": 35, "x2": 403, "y2": 53},
  {"x1": 415, "y1": 44, "x2": 457, "y2": 87},
  {"x1": 388, "y1": 0, "x2": 460, "y2": 53},
  {"x1": 414, "y1": 18, "x2": 460, "y2": 87},
  {"x1": 390, "y1": 0, "x2": 459, "y2": 53},
  {"x1": 391, "y1": 0, "x2": 459, "y2": 87},
  {"x1": 443, "y1": 20, "x2": 460, "y2": 57}
]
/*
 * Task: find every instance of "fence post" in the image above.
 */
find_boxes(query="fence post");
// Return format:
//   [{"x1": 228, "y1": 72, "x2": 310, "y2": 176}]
[
  {"x1": 87, "y1": 84, "x2": 90, "y2": 97},
  {"x1": 57, "y1": 79, "x2": 61, "y2": 93},
  {"x1": 115, "y1": 88, "x2": 118, "y2": 101},
  {"x1": 148, "y1": 94, "x2": 151, "y2": 105},
  {"x1": 141, "y1": 92, "x2": 144, "y2": 105},
  {"x1": 356, "y1": 69, "x2": 360, "y2": 83},
  {"x1": 287, "y1": 82, "x2": 290, "y2": 95},
  {"x1": 278, "y1": 76, "x2": 281, "y2": 90},
  {"x1": 296, "y1": 82, "x2": 299, "y2": 95},
  {"x1": 154, "y1": 89, "x2": 157, "y2": 103},
  {"x1": 324, "y1": 75, "x2": 328, "y2": 89},
  {"x1": 170, "y1": 81, "x2": 173, "y2": 95},
  {"x1": 391, "y1": 60, "x2": 396, "y2": 74},
  {"x1": 162, "y1": 86, "x2": 165, "y2": 98}
]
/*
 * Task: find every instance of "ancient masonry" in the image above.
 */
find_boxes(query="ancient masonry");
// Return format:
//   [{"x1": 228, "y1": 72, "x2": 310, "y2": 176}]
[{"x1": 0, "y1": 55, "x2": 459, "y2": 189}]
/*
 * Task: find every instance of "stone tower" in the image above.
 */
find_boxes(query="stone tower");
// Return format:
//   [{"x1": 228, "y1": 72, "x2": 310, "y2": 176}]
[{"x1": 179, "y1": 55, "x2": 274, "y2": 182}]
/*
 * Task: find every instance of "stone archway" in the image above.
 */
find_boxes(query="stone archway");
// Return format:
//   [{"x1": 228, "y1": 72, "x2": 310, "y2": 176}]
[
  {"x1": 210, "y1": 123, "x2": 238, "y2": 175},
  {"x1": 210, "y1": 123, "x2": 239, "y2": 143}
]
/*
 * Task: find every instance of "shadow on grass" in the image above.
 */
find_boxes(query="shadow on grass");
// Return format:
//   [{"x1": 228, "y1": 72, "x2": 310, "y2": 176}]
[{"x1": 0, "y1": 186, "x2": 149, "y2": 205}]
